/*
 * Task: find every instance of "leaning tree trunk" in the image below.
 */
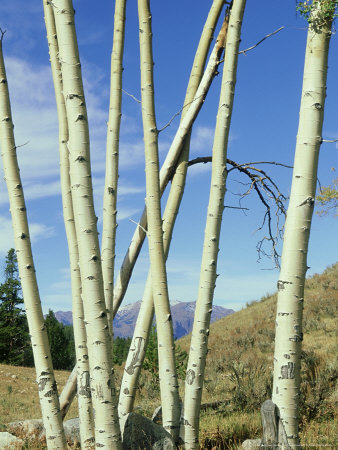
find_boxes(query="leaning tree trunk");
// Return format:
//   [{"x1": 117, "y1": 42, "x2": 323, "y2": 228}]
[
  {"x1": 137, "y1": 0, "x2": 180, "y2": 439},
  {"x1": 42, "y1": 2, "x2": 94, "y2": 446},
  {"x1": 112, "y1": 2, "x2": 229, "y2": 317},
  {"x1": 118, "y1": 0, "x2": 225, "y2": 424},
  {"x1": 272, "y1": 2, "x2": 334, "y2": 447},
  {"x1": 52, "y1": 1, "x2": 122, "y2": 447},
  {"x1": 0, "y1": 33, "x2": 67, "y2": 449},
  {"x1": 181, "y1": 1, "x2": 246, "y2": 447},
  {"x1": 101, "y1": 0, "x2": 126, "y2": 332}
]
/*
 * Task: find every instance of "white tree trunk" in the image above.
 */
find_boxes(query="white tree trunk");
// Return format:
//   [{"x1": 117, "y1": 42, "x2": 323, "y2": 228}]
[
  {"x1": 112, "y1": 5, "x2": 228, "y2": 317},
  {"x1": 137, "y1": 0, "x2": 180, "y2": 439},
  {"x1": 42, "y1": 2, "x2": 94, "y2": 446},
  {"x1": 181, "y1": 1, "x2": 246, "y2": 447},
  {"x1": 118, "y1": 0, "x2": 225, "y2": 425},
  {"x1": 0, "y1": 34, "x2": 67, "y2": 449},
  {"x1": 102, "y1": 0, "x2": 126, "y2": 332},
  {"x1": 272, "y1": 3, "x2": 334, "y2": 446},
  {"x1": 52, "y1": 1, "x2": 122, "y2": 447}
]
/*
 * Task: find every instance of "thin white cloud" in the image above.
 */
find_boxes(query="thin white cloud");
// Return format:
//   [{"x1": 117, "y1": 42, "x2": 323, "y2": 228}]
[{"x1": 0, "y1": 215, "x2": 55, "y2": 252}]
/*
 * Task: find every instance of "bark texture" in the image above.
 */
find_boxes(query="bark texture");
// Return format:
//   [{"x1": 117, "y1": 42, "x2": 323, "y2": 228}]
[
  {"x1": 0, "y1": 35, "x2": 66, "y2": 449},
  {"x1": 52, "y1": 1, "x2": 121, "y2": 447},
  {"x1": 137, "y1": 0, "x2": 180, "y2": 439},
  {"x1": 118, "y1": 0, "x2": 225, "y2": 425},
  {"x1": 102, "y1": 0, "x2": 126, "y2": 332},
  {"x1": 181, "y1": 1, "x2": 246, "y2": 447},
  {"x1": 272, "y1": 3, "x2": 334, "y2": 446},
  {"x1": 42, "y1": 2, "x2": 94, "y2": 446}
]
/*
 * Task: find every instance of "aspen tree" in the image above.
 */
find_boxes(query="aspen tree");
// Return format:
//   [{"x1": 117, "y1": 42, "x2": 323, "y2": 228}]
[
  {"x1": 118, "y1": 0, "x2": 225, "y2": 423},
  {"x1": 0, "y1": 32, "x2": 67, "y2": 449},
  {"x1": 181, "y1": 1, "x2": 246, "y2": 447},
  {"x1": 102, "y1": 0, "x2": 126, "y2": 331},
  {"x1": 112, "y1": 4, "x2": 230, "y2": 317},
  {"x1": 42, "y1": 2, "x2": 94, "y2": 446},
  {"x1": 52, "y1": 1, "x2": 121, "y2": 447},
  {"x1": 272, "y1": 1, "x2": 335, "y2": 446},
  {"x1": 137, "y1": 0, "x2": 180, "y2": 439}
]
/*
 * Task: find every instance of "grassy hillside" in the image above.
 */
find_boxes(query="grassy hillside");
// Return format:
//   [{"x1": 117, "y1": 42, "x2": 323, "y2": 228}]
[{"x1": 0, "y1": 264, "x2": 337, "y2": 448}]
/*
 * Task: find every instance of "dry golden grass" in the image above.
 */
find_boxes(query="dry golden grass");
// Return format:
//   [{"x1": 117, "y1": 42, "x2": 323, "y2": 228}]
[{"x1": 0, "y1": 263, "x2": 337, "y2": 448}]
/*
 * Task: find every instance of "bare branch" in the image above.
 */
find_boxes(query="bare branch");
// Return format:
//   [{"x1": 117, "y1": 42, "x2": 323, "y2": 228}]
[
  {"x1": 122, "y1": 89, "x2": 141, "y2": 103},
  {"x1": 158, "y1": 95, "x2": 204, "y2": 133},
  {"x1": 239, "y1": 26, "x2": 285, "y2": 55},
  {"x1": 321, "y1": 138, "x2": 338, "y2": 143},
  {"x1": 188, "y1": 155, "x2": 290, "y2": 267}
]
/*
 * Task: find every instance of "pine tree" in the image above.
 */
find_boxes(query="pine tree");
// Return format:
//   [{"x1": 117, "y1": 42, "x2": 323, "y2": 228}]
[
  {"x1": 44, "y1": 310, "x2": 75, "y2": 370},
  {"x1": 0, "y1": 249, "x2": 33, "y2": 366}
]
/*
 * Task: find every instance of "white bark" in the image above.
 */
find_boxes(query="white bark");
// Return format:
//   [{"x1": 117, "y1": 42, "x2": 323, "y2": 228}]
[
  {"x1": 118, "y1": 0, "x2": 225, "y2": 425},
  {"x1": 42, "y1": 2, "x2": 94, "y2": 446},
  {"x1": 272, "y1": 3, "x2": 334, "y2": 446},
  {"x1": 137, "y1": 0, "x2": 180, "y2": 439},
  {"x1": 0, "y1": 34, "x2": 67, "y2": 449},
  {"x1": 181, "y1": 1, "x2": 246, "y2": 447},
  {"x1": 52, "y1": 1, "x2": 121, "y2": 447},
  {"x1": 102, "y1": 0, "x2": 126, "y2": 332},
  {"x1": 112, "y1": 5, "x2": 227, "y2": 317}
]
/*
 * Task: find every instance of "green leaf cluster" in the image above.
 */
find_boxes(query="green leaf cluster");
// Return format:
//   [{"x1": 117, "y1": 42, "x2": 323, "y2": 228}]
[
  {"x1": 316, "y1": 175, "x2": 338, "y2": 216},
  {"x1": 296, "y1": 0, "x2": 338, "y2": 24}
]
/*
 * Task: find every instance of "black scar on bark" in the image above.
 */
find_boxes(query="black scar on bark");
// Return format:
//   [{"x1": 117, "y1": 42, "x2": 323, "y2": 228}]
[
  {"x1": 125, "y1": 337, "x2": 145, "y2": 375},
  {"x1": 186, "y1": 369, "x2": 196, "y2": 385}
]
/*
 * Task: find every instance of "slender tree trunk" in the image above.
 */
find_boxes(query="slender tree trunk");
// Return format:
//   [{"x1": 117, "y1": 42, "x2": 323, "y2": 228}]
[
  {"x1": 112, "y1": 6, "x2": 229, "y2": 317},
  {"x1": 137, "y1": 0, "x2": 180, "y2": 439},
  {"x1": 272, "y1": 3, "x2": 334, "y2": 446},
  {"x1": 0, "y1": 34, "x2": 67, "y2": 449},
  {"x1": 102, "y1": 0, "x2": 126, "y2": 332},
  {"x1": 118, "y1": 0, "x2": 225, "y2": 424},
  {"x1": 181, "y1": 1, "x2": 246, "y2": 447},
  {"x1": 52, "y1": 1, "x2": 122, "y2": 447},
  {"x1": 42, "y1": 2, "x2": 94, "y2": 446}
]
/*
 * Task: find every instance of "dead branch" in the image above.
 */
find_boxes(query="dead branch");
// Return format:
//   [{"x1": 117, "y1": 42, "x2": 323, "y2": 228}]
[
  {"x1": 239, "y1": 26, "x2": 285, "y2": 55},
  {"x1": 187, "y1": 156, "x2": 290, "y2": 267}
]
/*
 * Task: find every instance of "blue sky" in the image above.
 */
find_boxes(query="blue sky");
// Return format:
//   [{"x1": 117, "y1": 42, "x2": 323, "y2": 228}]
[{"x1": 0, "y1": 0, "x2": 337, "y2": 313}]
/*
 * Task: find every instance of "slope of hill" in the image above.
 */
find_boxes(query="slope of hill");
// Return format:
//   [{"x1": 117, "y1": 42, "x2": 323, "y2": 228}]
[
  {"x1": 177, "y1": 263, "x2": 337, "y2": 447},
  {"x1": 54, "y1": 300, "x2": 234, "y2": 339},
  {"x1": 0, "y1": 264, "x2": 336, "y2": 448}
]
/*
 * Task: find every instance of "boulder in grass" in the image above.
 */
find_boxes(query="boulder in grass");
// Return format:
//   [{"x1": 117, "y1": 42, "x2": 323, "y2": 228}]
[
  {"x1": 241, "y1": 439, "x2": 262, "y2": 449},
  {"x1": 122, "y1": 412, "x2": 176, "y2": 450},
  {"x1": 8, "y1": 419, "x2": 43, "y2": 438},
  {"x1": 0, "y1": 431, "x2": 24, "y2": 447}
]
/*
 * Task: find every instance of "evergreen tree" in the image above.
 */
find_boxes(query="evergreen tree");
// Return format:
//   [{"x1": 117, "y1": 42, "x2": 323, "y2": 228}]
[
  {"x1": 0, "y1": 248, "x2": 33, "y2": 366},
  {"x1": 44, "y1": 310, "x2": 75, "y2": 370}
]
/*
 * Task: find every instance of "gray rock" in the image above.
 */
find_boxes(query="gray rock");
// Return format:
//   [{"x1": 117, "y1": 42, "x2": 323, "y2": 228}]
[
  {"x1": 122, "y1": 412, "x2": 176, "y2": 449},
  {"x1": 241, "y1": 438, "x2": 262, "y2": 449},
  {"x1": 0, "y1": 431, "x2": 23, "y2": 448},
  {"x1": 63, "y1": 417, "x2": 80, "y2": 444},
  {"x1": 8, "y1": 419, "x2": 43, "y2": 437}
]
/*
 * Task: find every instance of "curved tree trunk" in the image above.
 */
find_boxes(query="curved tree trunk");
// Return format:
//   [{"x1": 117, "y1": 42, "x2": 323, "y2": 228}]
[
  {"x1": 112, "y1": 2, "x2": 228, "y2": 317},
  {"x1": 181, "y1": 1, "x2": 246, "y2": 447},
  {"x1": 118, "y1": 0, "x2": 225, "y2": 425},
  {"x1": 52, "y1": 1, "x2": 121, "y2": 447},
  {"x1": 272, "y1": 3, "x2": 334, "y2": 446},
  {"x1": 102, "y1": 0, "x2": 126, "y2": 332},
  {"x1": 0, "y1": 34, "x2": 67, "y2": 449},
  {"x1": 42, "y1": 2, "x2": 94, "y2": 446},
  {"x1": 137, "y1": 0, "x2": 180, "y2": 439}
]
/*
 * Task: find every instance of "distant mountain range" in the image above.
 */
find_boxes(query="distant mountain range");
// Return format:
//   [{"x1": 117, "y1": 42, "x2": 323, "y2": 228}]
[{"x1": 54, "y1": 300, "x2": 234, "y2": 339}]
